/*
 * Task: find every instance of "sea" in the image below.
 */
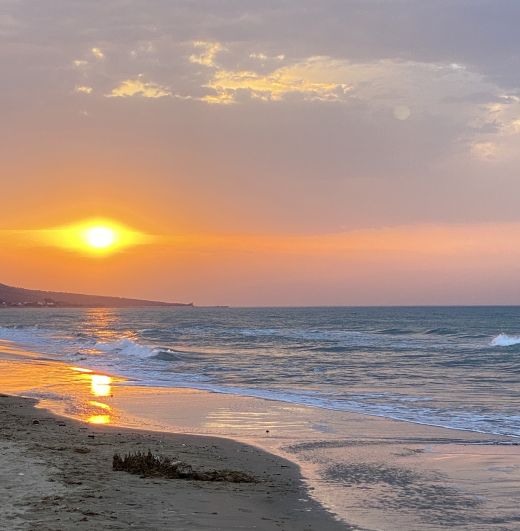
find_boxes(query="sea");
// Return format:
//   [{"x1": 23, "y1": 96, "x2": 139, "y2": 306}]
[{"x1": 0, "y1": 305, "x2": 519, "y2": 438}]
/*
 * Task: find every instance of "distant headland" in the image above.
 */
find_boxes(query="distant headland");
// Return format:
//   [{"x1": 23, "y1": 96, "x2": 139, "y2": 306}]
[{"x1": 0, "y1": 283, "x2": 193, "y2": 308}]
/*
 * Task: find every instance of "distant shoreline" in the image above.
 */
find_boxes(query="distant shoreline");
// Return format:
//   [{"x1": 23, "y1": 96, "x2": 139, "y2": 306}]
[
  {"x1": 0, "y1": 303, "x2": 194, "y2": 309},
  {"x1": 0, "y1": 282, "x2": 193, "y2": 308}
]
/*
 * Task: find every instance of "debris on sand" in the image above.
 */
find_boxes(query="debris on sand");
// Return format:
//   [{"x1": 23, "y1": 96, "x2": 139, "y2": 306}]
[{"x1": 113, "y1": 451, "x2": 256, "y2": 483}]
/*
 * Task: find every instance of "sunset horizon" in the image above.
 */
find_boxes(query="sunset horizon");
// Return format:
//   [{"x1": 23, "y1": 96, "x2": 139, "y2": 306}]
[
  {"x1": 3, "y1": 2, "x2": 520, "y2": 307},
  {"x1": 2, "y1": 2, "x2": 520, "y2": 530},
  {"x1": 4, "y1": 218, "x2": 520, "y2": 306}
]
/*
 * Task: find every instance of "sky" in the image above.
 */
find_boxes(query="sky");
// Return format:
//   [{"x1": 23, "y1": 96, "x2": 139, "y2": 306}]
[{"x1": 1, "y1": 0, "x2": 520, "y2": 306}]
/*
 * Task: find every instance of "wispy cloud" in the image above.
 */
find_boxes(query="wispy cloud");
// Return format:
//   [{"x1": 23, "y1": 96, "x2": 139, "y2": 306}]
[
  {"x1": 471, "y1": 141, "x2": 498, "y2": 161},
  {"x1": 468, "y1": 94, "x2": 520, "y2": 161},
  {"x1": 91, "y1": 47, "x2": 104, "y2": 59},
  {"x1": 73, "y1": 59, "x2": 89, "y2": 69},
  {"x1": 203, "y1": 56, "x2": 352, "y2": 104},
  {"x1": 249, "y1": 52, "x2": 285, "y2": 61},
  {"x1": 199, "y1": 55, "x2": 487, "y2": 110},
  {"x1": 74, "y1": 85, "x2": 93, "y2": 94},
  {"x1": 189, "y1": 41, "x2": 224, "y2": 67},
  {"x1": 107, "y1": 78, "x2": 172, "y2": 98}
]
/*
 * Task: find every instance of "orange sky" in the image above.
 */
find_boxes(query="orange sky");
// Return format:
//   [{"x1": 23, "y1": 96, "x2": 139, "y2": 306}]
[
  {"x1": 2, "y1": 2, "x2": 520, "y2": 305},
  {"x1": 2, "y1": 222, "x2": 520, "y2": 305}
]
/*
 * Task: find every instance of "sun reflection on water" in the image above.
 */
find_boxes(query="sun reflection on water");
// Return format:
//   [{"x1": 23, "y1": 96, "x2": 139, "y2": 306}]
[
  {"x1": 87, "y1": 414, "x2": 111, "y2": 424},
  {"x1": 69, "y1": 366, "x2": 115, "y2": 424},
  {"x1": 89, "y1": 400, "x2": 111, "y2": 410},
  {"x1": 91, "y1": 374, "x2": 112, "y2": 397},
  {"x1": 70, "y1": 366, "x2": 93, "y2": 374}
]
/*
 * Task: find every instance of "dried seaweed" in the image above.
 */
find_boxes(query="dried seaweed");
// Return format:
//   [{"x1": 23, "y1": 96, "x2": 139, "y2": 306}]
[{"x1": 113, "y1": 450, "x2": 256, "y2": 483}]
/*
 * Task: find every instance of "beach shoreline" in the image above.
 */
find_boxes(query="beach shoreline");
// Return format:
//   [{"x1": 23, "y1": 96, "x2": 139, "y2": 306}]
[
  {"x1": 0, "y1": 392, "x2": 346, "y2": 530},
  {"x1": 2, "y1": 348, "x2": 520, "y2": 530}
]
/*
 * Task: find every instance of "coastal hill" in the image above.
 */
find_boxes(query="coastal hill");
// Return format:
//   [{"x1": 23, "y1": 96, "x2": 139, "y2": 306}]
[{"x1": 0, "y1": 283, "x2": 193, "y2": 308}]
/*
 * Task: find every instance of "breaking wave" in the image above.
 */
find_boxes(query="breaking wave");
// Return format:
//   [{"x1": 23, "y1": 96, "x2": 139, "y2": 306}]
[
  {"x1": 491, "y1": 334, "x2": 520, "y2": 347},
  {"x1": 95, "y1": 338, "x2": 156, "y2": 358}
]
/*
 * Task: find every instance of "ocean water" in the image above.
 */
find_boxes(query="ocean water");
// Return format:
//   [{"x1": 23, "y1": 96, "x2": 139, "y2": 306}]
[{"x1": 0, "y1": 306, "x2": 519, "y2": 437}]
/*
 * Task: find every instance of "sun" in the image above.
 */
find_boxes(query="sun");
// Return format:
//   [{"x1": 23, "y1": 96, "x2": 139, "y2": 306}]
[
  {"x1": 48, "y1": 218, "x2": 152, "y2": 256},
  {"x1": 79, "y1": 223, "x2": 121, "y2": 253},
  {"x1": 84, "y1": 226, "x2": 117, "y2": 249}
]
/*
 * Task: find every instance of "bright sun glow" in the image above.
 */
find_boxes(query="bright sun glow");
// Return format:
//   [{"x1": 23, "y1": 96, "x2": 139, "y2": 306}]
[
  {"x1": 48, "y1": 218, "x2": 151, "y2": 256},
  {"x1": 84, "y1": 226, "x2": 117, "y2": 249}
]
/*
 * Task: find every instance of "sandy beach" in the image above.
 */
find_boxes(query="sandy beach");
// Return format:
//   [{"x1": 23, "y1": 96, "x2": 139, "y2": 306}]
[{"x1": 0, "y1": 392, "x2": 345, "y2": 530}]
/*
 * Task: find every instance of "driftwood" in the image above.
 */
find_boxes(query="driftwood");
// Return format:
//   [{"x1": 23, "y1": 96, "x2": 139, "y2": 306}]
[{"x1": 113, "y1": 450, "x2": 256, "y2": 483}]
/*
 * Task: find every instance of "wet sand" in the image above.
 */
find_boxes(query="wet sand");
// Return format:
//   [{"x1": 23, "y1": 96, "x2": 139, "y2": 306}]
[{"x1": 0, "y1": 393, "x2": 345, "y2": 530}]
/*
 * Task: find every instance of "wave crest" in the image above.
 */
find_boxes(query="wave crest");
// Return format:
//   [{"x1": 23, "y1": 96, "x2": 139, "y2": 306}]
[
  {"x1": 94, "y1": 338, "x2": 155, "y2": 357},
  {"x1": 491, "y1": 333, "x2": 520, "y2": 347}
]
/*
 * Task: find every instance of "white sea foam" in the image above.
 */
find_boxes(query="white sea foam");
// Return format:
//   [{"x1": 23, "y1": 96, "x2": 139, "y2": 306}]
[
  {"x1": 94, "y1": 338, "x2": 155, "y2": 358},
  {"x1": 0, "y1": 325, "x2": 45, "y2": 343},
  {"x1": 491, "y1": 333, "x2": 520, "y2": 347},
  {"x1": 0, "y1": 326, "x2": 159, "y2": 360},
  {"x1": 0, "y1": 325, "x2": 72, "y2": 354}
]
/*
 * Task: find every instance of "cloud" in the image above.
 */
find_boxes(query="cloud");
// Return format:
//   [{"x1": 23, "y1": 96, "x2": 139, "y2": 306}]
[
  {"x1": 74, "y1": 85, "x2": 93, "y2": 94},
  {"x1": 199, "y1": 55, "x2": 489, "y2": 110},
  {"x1": 202, "y1": 91, "x2": 236, "y2": 105},
  {"x1": 249, "y1": 52, "x2": 285, "y2": 61},
  {"x1": 189, "y1": 41, "x2": 224, "y2": 67},
  {"x1": 107, "y1": 78, "x2": 172, "y2": 98},
  {"x1": 91, "y1": 47, "x2": 104, "y2": 59},
  {"x1": 130, "y1": 41, "x2": 155, "y2": 58},
  {"x1": 468, "y1": 94, "x2": 520, "y2": 161},
  {"x1": 203, "y1": 56, "x2": 352, "y2": 104},
  {"x1": 471, "y1": 141, "x2": 498, "y2": 160},
  {"x1": 73, "y1": 59, "x2": 89, "y2": 69}
]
